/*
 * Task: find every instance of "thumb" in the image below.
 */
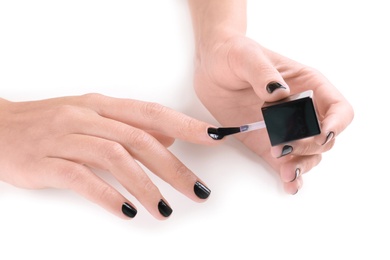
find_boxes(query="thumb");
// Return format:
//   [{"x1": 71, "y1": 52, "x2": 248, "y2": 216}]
[{"x1": 231, "y1": 42, "x2": 290, "y2": 102}]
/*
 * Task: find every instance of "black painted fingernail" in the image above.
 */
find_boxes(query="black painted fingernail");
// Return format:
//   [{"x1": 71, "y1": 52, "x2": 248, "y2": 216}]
[
  {"x1": 322, "y1": 131, "x2": 335, "y2": 145},
  {"x1": 122, "y1": 202, "x2": 137, "y2": 218},
  {"x1": 207, "y1": 128, "x2": 223, "y2": 140},
  {"x1": 279, "y1": 145, "x2": 293, "y2": 158},
  {"x1": 194, "y1": 181, "x2": 211, "y2": 199},
  {"x1": 158, "y1": 199, "x2": 173, "y2": 218},
  {"x1": 266, "y1": 82, "x2": 286, "y2": 94},
  {"x1": 290, "y1": 168, "x2": 301, "y2": 182}
]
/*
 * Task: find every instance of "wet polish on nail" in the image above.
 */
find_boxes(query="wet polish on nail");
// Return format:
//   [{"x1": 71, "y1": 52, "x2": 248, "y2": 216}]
[
  {"x1": 266, "y1": 82, "x2": 286, "y2": 94},
  {"x1": 207, "y1": 128, "x2": 222, "y2": 140},
  {"x1": 158, "y1": 199, "x2": 173, "y2": 218},
  {"x1": 279, "y1": 145, "x2": 293, "y2": 158},
  {"x1": 194, "y1": 181, "x2": 211, "y2": 199},
  {"x1": 322, "y1": 131, "x2": 335, "y2": 145},
  {"x1": 122, "y1": 202, "x2": 137, "y2": 218}
]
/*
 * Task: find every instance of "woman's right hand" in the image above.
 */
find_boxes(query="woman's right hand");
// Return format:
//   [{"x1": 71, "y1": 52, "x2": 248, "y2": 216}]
[{"x1": 0, "y1": 93, "x2": 219, "y2": 220}]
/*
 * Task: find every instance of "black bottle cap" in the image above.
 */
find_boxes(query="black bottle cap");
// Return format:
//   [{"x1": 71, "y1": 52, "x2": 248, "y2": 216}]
[{"x1": 261, "y1": 90, "x2": 321, "y2": 146}]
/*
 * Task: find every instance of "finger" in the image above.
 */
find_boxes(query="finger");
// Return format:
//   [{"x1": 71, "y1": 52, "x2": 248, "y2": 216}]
[
  {"x1": 51, "y1": 134, "x2": 174, "y2": 220},
  {"x1": 37, "y1": 157, "x2": 138, "y2": 219},
  {"x1": 280, "y1": 65, "x2": 354, "y2": 146},
  {"x1": 259, "y1": 151, "x2": 321, "y2": 194},
  {"x1": 78, "y1": 94, "x2": 219, "y2": 145},
  {"x1": 270, "y1": 137, "x2": 335, "y2": 158},
  {"x1": 227, "y1": 40, "x2": 290, "y2": 101},
  {"x1": 146, "y1": 130, "x2": 175, "y2": 147},
  {"x1": 66, "y1": 112, "x2": 212, "y2": 203},
  {"x1": 283, "y1": 176, "x2": 303, "y2": 195},
  {"x1": 279, "y1": 154, "x2": 322, "y2": 183},
  {"x1": 314, "y1": 97, "x2": 354, "y2": 146}
]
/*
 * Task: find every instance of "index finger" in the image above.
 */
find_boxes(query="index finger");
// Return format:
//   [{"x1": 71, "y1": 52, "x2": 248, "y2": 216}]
[{"x1": 78, "y1": 93, "x2": 220, "y2": 145}]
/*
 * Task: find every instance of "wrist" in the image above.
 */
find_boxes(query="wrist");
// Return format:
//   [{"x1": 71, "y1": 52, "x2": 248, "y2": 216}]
[
  {"x1": 195, "y1": 31, "x2": 243, "y2": 65},
  {"x1": 188, "y1": 0, "x2": 247, "y2": 62},
  {"x1": 0, "y1": 98, "x2": 10, "y2": 107}
]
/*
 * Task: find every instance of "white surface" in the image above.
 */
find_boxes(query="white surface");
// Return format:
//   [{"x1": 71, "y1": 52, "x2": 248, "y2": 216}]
[{"x1": 0, "y1": 0, "x2": 388, "y2": 259}]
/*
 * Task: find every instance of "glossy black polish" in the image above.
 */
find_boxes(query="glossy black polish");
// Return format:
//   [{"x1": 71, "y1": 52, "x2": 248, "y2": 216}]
[
  {"x1": 290, "y1": 168, "x2": 301, "y2": 182},
  {"x1": 122, "y1": 202, "x2": 137, "y2": 218},
  {"x1": 207, "y1": 127, "x2": 241, "y2": 140},
  {"x1": 194, "y1": 181, "x2": 211, "y2": 199},
  {"x1": 279, "y1": 145, "x2": 293, "y2": 158},
  {"x1": 207, "y1": 128, "x2": 222, "y2": 140},
  {"x1": 322, "y1": 131, "x2": 335, "y2": 145},
  {"x1": 266, "y1": 82, "x2": 286, "y2": 94},
  {"x1": 158, "y1": 199, "x2": 173, "y2": 218}
]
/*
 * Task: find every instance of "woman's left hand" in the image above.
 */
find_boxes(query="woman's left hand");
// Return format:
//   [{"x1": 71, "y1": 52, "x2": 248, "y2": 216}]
[{"x1": 194, "y1": 35, "x2": 354, "y2": 194}]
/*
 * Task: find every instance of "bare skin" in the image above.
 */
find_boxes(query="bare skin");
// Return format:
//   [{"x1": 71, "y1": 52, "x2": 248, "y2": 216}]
[
  {"x1": 0, "y1": 0, "x2": 354, "y2": 221},
  {"x1": 0, "y1": 94, "x2": 219, "y2": 220},
  {"x1": 188, "y1": 0, "x2": 354, "y2": 194}
]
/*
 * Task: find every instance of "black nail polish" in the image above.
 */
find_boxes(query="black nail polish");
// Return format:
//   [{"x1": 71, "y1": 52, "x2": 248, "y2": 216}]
[
  {"x1": 194, "y1": 181, "x2": 211, "y2": 199},
  {"x1": 322, "y1": 131, "x2": 335, "y2": 145},
  {"x1": 207, "y1": 128, "x2": 222, "y2": 140},
  {"x1": 290, "y1": 168, "x2": 300, "y2": 182},
  {"x1": 158, "y1": 199, "x2": 173, "y2": 218},
  {"x1": 122, "y1": 202, "x2": 137, "y2": 218},
  {"x1": 279, "y1": 145, "x2": 293, "y2": 158},
  {"x1": 266, "y1": 82, "x2": 286, "y2": 94}
]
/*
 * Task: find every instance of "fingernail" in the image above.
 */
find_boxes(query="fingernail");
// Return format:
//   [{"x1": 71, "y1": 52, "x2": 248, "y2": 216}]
[
  {"x1": 122, "y1": 202, "x2": 137, "y2": 218},
  {"x1": 278, "y1": 145, "x2": 293, "y2": 158},
  {"x1": 158, "y1": 199, "x2": 173, "y2": 218},
  {"x1": 266, "y1": 82, "x2": 286, "y2": 94},
  {"x1": 207, "y1": 127, "x2": 223, "y2": 140},
  {"x1": 194, "y1": 181, "x2": 211, "y2": 199},
  {"x1": 322, "y1": 131, "x2": 335, "y2": 145},
  {"x1": 290, "y1": 168, "x2": 301, "y2": 182}
]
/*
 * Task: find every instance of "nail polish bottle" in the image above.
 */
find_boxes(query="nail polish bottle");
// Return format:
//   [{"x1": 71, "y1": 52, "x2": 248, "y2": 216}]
[{"x1": 261, "y1": 90, "x2": 321, "y2": 146}]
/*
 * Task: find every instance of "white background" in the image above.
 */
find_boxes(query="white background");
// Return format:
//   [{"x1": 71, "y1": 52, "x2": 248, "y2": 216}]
[{"x1": 0, "y1": 0, "x2": 388, "y2": 259}]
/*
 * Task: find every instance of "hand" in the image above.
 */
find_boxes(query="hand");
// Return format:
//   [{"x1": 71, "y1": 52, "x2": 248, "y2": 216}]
[
  {"x1": 0, "y1": 94, "x2": 217, "y2": 220},
  {"x1": 194, "y1": 36, "x2": 354, "y2": 194}
]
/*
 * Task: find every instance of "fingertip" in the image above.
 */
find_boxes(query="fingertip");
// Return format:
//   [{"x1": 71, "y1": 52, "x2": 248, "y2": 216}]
[
  {"x1": 264, "y1": 81, "x2": 291, "y2": 102},
  {"x1": 206, "y1": 126, "x2": 228, "y2": 144},
  {"x1": 157, "y1": 199, "x2": 173, "y2": 219},
  {"x1": 283, "y1": 176, "x2": 303, "y2": 195},
  {"x1": 194, "y1": 181, "x2": 211, "y2": 201},
  {"x1": 121, "y1": 202, "x2": 137, "y2": 219},
  {"x1": 266, "y1": 82, "x2": 287, "y2": 94},
  {"x1": 271, "y1": 144, "x2": 293, "y2": 158},
  {"x1": 314, "y1": 129, "x2": 335, "y2": 146}
]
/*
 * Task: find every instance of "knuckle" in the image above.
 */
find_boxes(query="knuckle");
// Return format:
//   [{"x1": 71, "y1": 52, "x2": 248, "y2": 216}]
[
  {"x1": 102, "y1": 142, "x2": 129, "y2": 163},
  {"x1": 140, "y1": 178, "x2": 158, "y2": 194},
  {"x1": 294, "y1": 65, "x2": 322, "y2": 79},
  {"x1": 176, "y1": 116, "x2": 198, "y2": 136},
  {"x1": 171, "y1": 162, "x2": 193, "y2": 183},
  {"x1": 79, "y1": 93, "x2": 106, "y2": 105},
  {"x1": 55, "y1": 104, "x2": 80, "y2": 118},
  {"x1": 52, "y1": 104, "x2": 92, "y2": 125},
  {"x1": 57, "y1": 164, "x2": 86, "y2": 189},
  {"x1": 94, "y1": 184, "x2": 117, "y2": 203},
  {"x1": 141, "y1": 102, "x2": 167, "y2": 120},
  {"x1": 129, "y1": 129, "x2": 154, "y2": 151},
  {"x1": 299, "y1": 144, "x2": 312, "y2": 156}
]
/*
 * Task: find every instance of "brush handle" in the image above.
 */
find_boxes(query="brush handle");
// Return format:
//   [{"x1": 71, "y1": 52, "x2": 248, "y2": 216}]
[
  {"x1": 214, "y1": 120, "x2": 266, "y2": 139},
  {"x1": 239, "y1": 121, "x2": 266, "y2": 132}
]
